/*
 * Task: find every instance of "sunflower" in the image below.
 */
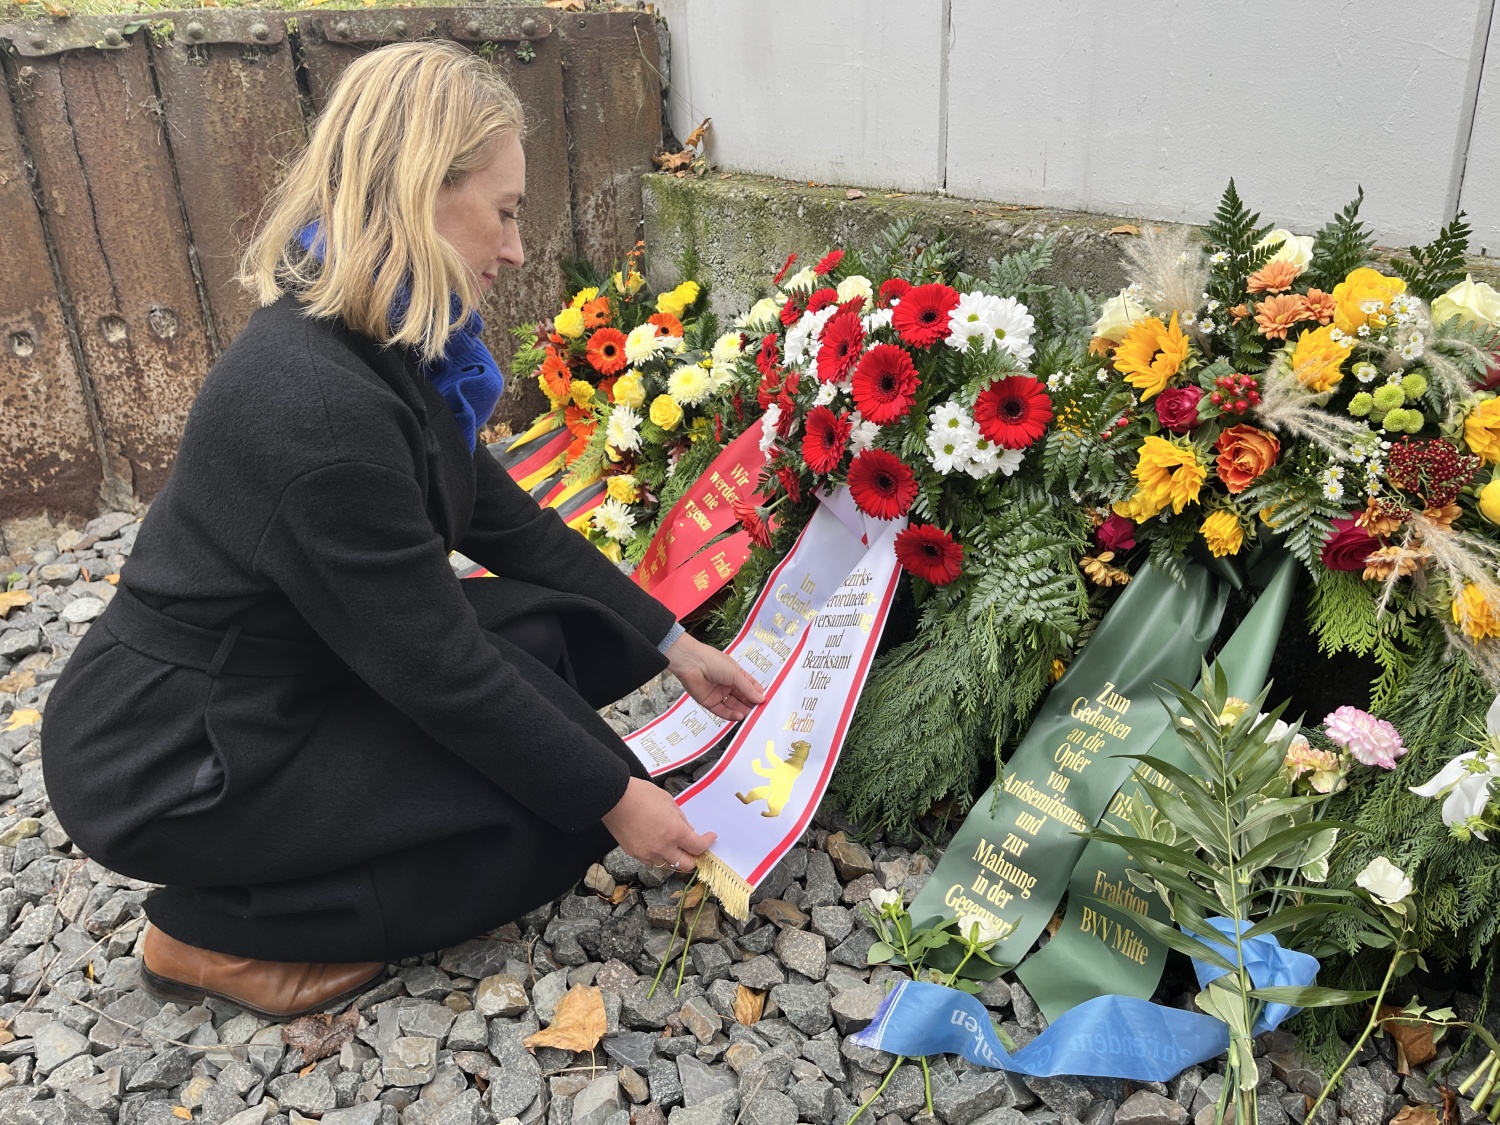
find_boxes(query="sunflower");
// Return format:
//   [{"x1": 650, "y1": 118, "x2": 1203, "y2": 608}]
[
  {"x1": 1113, "y1": 313, "x2": 1190, "y2": 401},
  {"x1": 585, "y1": 327, "x2": 629, "y2": 375},
  {"x1": 1131, "y1": 436, "x2": 1206, "y2": 516}
]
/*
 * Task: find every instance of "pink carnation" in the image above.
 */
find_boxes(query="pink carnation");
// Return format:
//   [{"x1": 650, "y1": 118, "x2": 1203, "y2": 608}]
[{"x1": 1323, "y1": 706, "x2": 1405, "y2": 769}]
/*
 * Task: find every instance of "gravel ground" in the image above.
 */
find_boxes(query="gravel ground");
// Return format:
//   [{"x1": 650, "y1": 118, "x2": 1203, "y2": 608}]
[{"x1": 0, "y1": 513, "x2": 1491, "y2": 1125}]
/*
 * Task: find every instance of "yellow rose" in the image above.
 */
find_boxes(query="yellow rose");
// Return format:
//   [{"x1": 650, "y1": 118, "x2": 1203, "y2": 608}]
[
  {"x1": 657, "y1": 281, "x2": 701, "y2": 320},
  {"x1": 1480, "y1": 479, "x2": 1500, "y2": 525},
  {"x1": 606, "y1": 474, "x2": 639, "y2": 504},
  {"x1": 1435, "y1": 274, "x2": 1500, "y2": 329},
  {"x1": 1092, "y1": 290, "x2": 1149, "y2": 345},
  {"x1": 1114, "y1": 313, "x2": 1191, "y2": 401},
  {"x1": 569, "y1": 380, "x2": 596, "y2": 409},
  {"x1": 1289, "y1": 324, "x2": 1352, "y2": 393},
  {"x1": 1112, "y1": 491, "x2": 1162, "y2": 523},
  {"x1": 612, "y1": 269, "x2": 645, "y2": 296},
  {"x1": 598, "y1": 540, "x2": 623, "y2": 563},
  {"x1": 649, "y1": 393, "x2": 684, "y2": 431},
  {"x1": 554, "y1": 307, "x2": 585, "y2": 339},
  {"x1": 1331, "y1": 267, "x2": 1406, "y2": 335},
  {"x1": 1255, "y1": 229, "x2": 1315, "y2": 271},
  {"x1": 569, "y1": 286, "x2": 600, "y2": 309},
  {"x1": 1132, "y1": 436, "x2": 1206, "y2": 514},
  {"x1": 1467, "y1": 398, "x2": 1500, "y2": 463},
  {"x1": 1200, "y1": 510, "x2": 1245, "y2": 557},
  {"x1": 1453, "y1": 582, "x2": 1500, "y2": 641},
  {"x1": 835, "y1": 274, "x2": 874, "y2": 310},
  {"x1": 744, "y1": 297, "x2": 782, "y2": 331},
  {"x1": 612, "y1": 373, "x2": 647, "y2": 410}
]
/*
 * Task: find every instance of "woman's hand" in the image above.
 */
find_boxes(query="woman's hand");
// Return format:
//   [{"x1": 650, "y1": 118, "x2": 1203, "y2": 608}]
[
  {"x1": 665, "y1": 632, "x2": 765, "y2": 721},
  {"x1": 602, "y1": 777, "x2": 717, "y2": 874}
]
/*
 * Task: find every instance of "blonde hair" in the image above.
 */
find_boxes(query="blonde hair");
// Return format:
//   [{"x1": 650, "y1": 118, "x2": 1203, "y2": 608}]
[{"x1": 242, "y1": 41, "x2": 525, "y2": 361}]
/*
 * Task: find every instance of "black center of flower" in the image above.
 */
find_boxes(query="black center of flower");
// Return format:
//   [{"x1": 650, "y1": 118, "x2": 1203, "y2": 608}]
[
  {"x1": 875, "y1": 471, "x2": 895, "y2": 491},
  {"x1": 920, "y1": 309, "x2": 938, "y2": 324},
  {"x1": 1001, "y1": 398, "x2": 1025, "y2": 420},
  {"x1": 877, "y1": 373, "x2": 897, "y2": 395},
  {"x1": 920, "y1": 543, "x2": 941, "y2": 560}
]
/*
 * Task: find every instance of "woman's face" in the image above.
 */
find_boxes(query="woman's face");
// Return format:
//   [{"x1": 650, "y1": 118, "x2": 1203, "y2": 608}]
[{"x1": 434, "y1": 132, "x2": 527, "y2": 290}]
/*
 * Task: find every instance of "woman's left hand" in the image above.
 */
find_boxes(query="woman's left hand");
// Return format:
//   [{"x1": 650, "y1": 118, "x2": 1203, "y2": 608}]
[{"x1": 665, "y1": 632, "x2": 765, "y2": 721}]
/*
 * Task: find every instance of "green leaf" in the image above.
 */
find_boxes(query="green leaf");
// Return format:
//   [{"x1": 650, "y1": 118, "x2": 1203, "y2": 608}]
[
  {"x1": 1119, "y1": 908, "x2": 1240, "y2": 974},
  {"x1": 1248, "y1": 985, "x2": 1380, "y2": 1008},
  {"x1": 1240, "y1": 902, "x2": 1370, "y2": 941},
  {"x1": 1237, "y1": 820, "x2": 1360, "y2": 873},
  {"x1": 865, "y1": 941, "x2": 896, "y2": 964},
  {"x1": 1081, "y1": 831, "x2": 1225, "y2": 885}
]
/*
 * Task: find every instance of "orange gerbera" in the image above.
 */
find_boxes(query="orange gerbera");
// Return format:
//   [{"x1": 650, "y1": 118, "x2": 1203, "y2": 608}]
[
  {"x1": 538, "y1": 349, "x2": 571, "y2": 405},
  {"x1": 564, "y1": 433, "x2": 592, "y2": 467},
  {"x1": 565, "y1": 404, "x2": 597, "y2": 440},
  {"x1": 1303, "y1": 288, "x2": 1336, "y2": 324},
  {"x1": 1247, "y1": 259, "x2": 1301, "y2": 295},
  {"x1": 1255, "y1": 294, "x2": 1310, "y2": 340},
  {"x1": 648, "y1": 312, "x2": 685, "y2": 338},
  {"x1": 1229, "y1": 304, "x2": 1249, "y2": 325},
  {"x1": 580, "y1": 296, "x2": 612, "y2": 330},
  {"x1": 585, "y1": 327, "x2": 629, "y2": 375}
]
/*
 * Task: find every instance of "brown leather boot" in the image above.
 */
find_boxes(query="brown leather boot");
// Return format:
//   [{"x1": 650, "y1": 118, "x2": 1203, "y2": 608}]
[{"x1": 140, "y1": 924, "x2": 386, "y2": 1019}]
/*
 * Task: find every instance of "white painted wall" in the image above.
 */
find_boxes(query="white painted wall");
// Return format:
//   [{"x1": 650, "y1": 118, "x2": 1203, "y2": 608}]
[{"x1": 658, "y1": 0, "x2": 1500, "y2": 251}]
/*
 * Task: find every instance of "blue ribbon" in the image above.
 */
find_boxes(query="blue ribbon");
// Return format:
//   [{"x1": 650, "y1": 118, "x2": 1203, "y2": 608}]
[{"x1": 849, "y1": 919, "x2": 1317, "y2": 1081}]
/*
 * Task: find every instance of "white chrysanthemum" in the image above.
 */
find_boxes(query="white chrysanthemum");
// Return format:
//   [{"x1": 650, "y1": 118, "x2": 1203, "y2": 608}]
[
  {"x1": 711, "y1": 332, "x2": 743, "y2": 366},
  {"x1": 782, "y1": 267, "x2": 818, "y2": 294},
  {"x1": 965, "y1": 435, "x2": 1002, "y2": 479},
  {"x1": 668, "y1": 363, "x2": 713, "y2": 407},
  {"x1": 927, "y1": 429, "x2": 973, "y2": 474},
  {"x1": 710, "y1": 363, "x2": 737, "y2": 393},
  {"x1": 995, "y1": 448, "x2": 1025, "y2": 477},
  {"x1": 785, "y1": 307, "x2": 837, "y2": 367},
  {"x1": 741, "y1": 297, "x2": 783, "y2": 332},
  {"x1": 850, "y1": 416, "x2": 881, "y2": 453},
  {"x1": 813, "y1": 382, "x2": 838, "y2": 407},
  {"x1": 946, "y1": 291, "x2": 999, "y2": 350},
  {"x1": 624, "y1": 324, "x2": 667, "y2": 366},
  {"x1": 592, "y1": 498, "x2": 636, "y2": 543},
  {"x1": 606, "y1": 406, "x2": 642, "y2": 452},
  {"x1": 759, "y1": 405, "x2": 781, "y2": 454},
  {"x1": 986, "y1": 296, "x2": 1036, "y2": 361},
  {"x1": 930, "y1": 400, "x2": 974, "y2": 436},
  {"x1": 862, "y1": 307, "x2": 894, "y2": 333},
  {"x1": 835, "y1": 274, "x2": 874, "y2": 311}
]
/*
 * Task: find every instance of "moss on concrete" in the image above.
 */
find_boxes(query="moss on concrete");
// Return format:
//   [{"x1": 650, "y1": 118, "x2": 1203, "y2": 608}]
[{"x1": 643, "y1": 171, "x2": 1500, "y2": 316}]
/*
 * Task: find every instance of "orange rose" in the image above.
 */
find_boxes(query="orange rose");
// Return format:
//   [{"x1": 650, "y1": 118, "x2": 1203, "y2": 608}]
[{"x1": 1214, "y1": 425, "x2": 1281, "y2": 494}]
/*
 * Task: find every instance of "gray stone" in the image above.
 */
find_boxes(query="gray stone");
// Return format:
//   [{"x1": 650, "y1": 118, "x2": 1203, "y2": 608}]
[
  {"x1": 829, "y1": 983, "x2": 885, "y2": 1035},
  {"x1": 650, "y1": 1055, "x2": 684, "y2": 1108},
  {"x1": 86, "y1": 513, "x2": 136, "y2": 539},
  {"x1": 791, "y1": 1079, "x2": 838, "y2": 1125},
  {"x1": 0, "y1": 629, "x2": 41, "y2": 660},
  {"x1": 125, "y1": 1047, "x2": 194, "y2": 1092},
  {"x1": 622, "y1": 979, "x2": 680, "y2": 1029},
  {"x1": 69, "y1": 1066, "x2": 126, "y2": 1113},
  {"x1": 678, "y1": 1055, "x2": 738, "y2": 1106},
  {"x1": 1009, "y1": 983, "x2": 1044, "y2": 1033},
  {"x1": 978, "y1": 978, "x2": 1012, "y2": 1011},
  {"x1": 41, "y1": 1052, "x2": 97, "y2": 1091},
  {"x1": 681, "y1": 997, "x2": 722, "y2": 1044},
  {"x1": 970, "y1": 1109, "x2": 1030, "y2": 1125},
  {"x1": 398, "y1": 1000, "x2": 457, "y2": 1042},
  {"x1": 384, "y1": 1036, "x2": 439, "y2": 1086},
  {"x1": 1336, "y1": 1067, "x2": 1385, "y2": 1125},
  {"x1": 1268, "y1": 1053, "x2": 1324, "y2": 1099},
  {"x1": 841, "y1": 874, "x2": 881, "y2": 906},
  {"x1": 730, "y1": 956, "x2": 786, "y2": 991},
  {"x1": 769, "y1": 983, "x2": 832, "y2": 1035},
  {"x1": 602, "y1": 1031, "x2": 656, "y2": 1071},
  {"x1": 60, "y1": 598, "x2": 105, "y2": 625},
  {"x1": 810, "y1": 907, "x2": 854, "y2": 946},
  {"x1": 690, "y1": 943, "x2": 732, "y2": 986},
  {"x1": 321, "y1": 1107, "x2": 389, "y2": 1125},
  {"x1": 932, "y1": 1068, "x2": 1033, "y2": 1124},
  {"x1": 831, "y1": 927, "x2": 876, "y2": 969},
  {"x1": 399, "y1": 965, "x2": 453, "y2": 1000},
  {"x1": 485, "y1": 1023, "x2": 543, "y2": 1119},
  {"x1": 1024, "y1": 1076, "x2": 1094, "y2": 1118},
  {"x1": 476, "y1": 974, "x2": 531, "y2": 1019},
  {"x1": 1082, "y1": 1101, "x2": 1117, "y2": 1125},
  {"x1": 619, "y1": 1067, "x2": 650, "y2": 1104},
  {"x1": 1115, "y1": 1091, "x2": 1188, "y2": 1125},
  {"x1": 279, "y1": 1074, "x2": 337, "y2": 1115},
  {"x1": 447, "y1": 1010, "x2": 489, "y2": 1052},
  {"x1": 89, "y1": 991, "x2": 161, "y2": 1050},
  {"x1": 736, "y1": 926, "x2": 778, "y2": 956},
  {"x1": 572, "y1": 1076, "x2": 624, "y2": 1125},
  {"x1": 803, "y1": 852, "x2": 842, "y2": 908},
  {"x1": 220, "y1": 1109, "x2": 273, "y2": 1125},
  {"x1": 741, "y1": 1089, "x2": 797, "y2": 1125},
  {"x1": 774, "y1": 928, "x2": 828, "y2": 982},
  {"x1": 532, "y1": 970, "x2": 571, "y2": 1023},
  {"x1": 667, "y1": 1091, "x2": 740, "y2": 1125},
  {"x1": 825, "y1": 835, "x2": 874, "y2": 882},
  {"x1": 32, "y1": 1021, "x2": 89, "y2": 1075}
]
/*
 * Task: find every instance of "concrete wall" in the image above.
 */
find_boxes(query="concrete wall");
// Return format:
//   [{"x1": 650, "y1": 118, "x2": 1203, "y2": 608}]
[{"x1": 657, "y1": 0, "x2": 1500, "y2": 252}]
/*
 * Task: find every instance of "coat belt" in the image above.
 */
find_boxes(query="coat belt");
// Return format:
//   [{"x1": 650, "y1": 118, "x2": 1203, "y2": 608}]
[{"x1": 102, "y1": 585, "x2": 341, "y2": 679}]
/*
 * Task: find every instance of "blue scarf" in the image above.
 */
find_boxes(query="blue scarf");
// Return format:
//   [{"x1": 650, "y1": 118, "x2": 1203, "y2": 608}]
[{"x1": 297, "y1": 222, "x2": 504, "y2": 450}]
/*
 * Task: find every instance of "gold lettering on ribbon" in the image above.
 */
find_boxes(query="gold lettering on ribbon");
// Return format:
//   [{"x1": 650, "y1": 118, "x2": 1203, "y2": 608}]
[{"x1": 1078, "y1": 904, "x2": 1149, "y2": 965}]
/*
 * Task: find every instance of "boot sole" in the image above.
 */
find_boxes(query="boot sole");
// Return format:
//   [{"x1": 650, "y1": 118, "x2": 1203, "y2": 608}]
[{"x1": 139, "y1": 961, "x2": 387, "y2": 1021}]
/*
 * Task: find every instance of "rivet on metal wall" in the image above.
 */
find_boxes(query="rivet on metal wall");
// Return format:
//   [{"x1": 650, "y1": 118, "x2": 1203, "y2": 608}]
[
  {"x1": 9, "y1": 331, "x2": 35, "y2": 359},
  {"x1": 147, "y1": 307, "x2": 180, "y2": 340},
  {"x1": 334, "y1": 20, "x2": 350, "y2": 37},
  {"x1": 521, "y1": 16, "x2": 537, "y2": 36},
  {"x1": 249, "y1": 22, "x2": 270, "y2": 41},
  {"x1": 577, "y1": 17, "x2": 587, "y2": 29},
  {"x1": 103, "y1": 27, "x2": 124, "y2": 45},
  {"x1": 185, "y1": 21, "x2": 205, "y2": 40},
  {"x1": 99, "y1": 316, "x2": 128, "y2": 344}
]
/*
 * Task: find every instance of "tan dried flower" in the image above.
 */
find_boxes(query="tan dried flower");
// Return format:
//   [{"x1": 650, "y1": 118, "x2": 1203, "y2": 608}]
[
  {"x1": 1362, "y1": 544, "x2": 1431, "y2": 582},
  {"x1": 1355, "y1": 497, "x2": 1404, "y2": 538}
]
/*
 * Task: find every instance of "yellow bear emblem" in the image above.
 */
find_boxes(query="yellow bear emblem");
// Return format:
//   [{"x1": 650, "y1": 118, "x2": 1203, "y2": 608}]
[{"x1": 735, "y1": 739, "x2": 811, "y2": 818}]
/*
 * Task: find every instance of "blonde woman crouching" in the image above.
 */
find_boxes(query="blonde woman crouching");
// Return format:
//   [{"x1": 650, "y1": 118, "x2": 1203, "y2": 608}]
[{"x1": 41, "y1": 41, "x2": 761, "y2": 1019}]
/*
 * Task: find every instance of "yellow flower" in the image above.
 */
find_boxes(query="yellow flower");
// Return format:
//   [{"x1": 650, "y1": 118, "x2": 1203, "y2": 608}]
[
  {"x1": 1132, "y1": 436, "x2": 1206, "y2": 515},
  {"x1": 1201, "y1": 510, "x2": 1245, "y2": 557},
  {"x1": 649, "y1": 393, "x2": 684, "y2": 431},
  {"x1": 569, "y1": 380, "x2": 596, "y2": 409},
  {"x1": 606, "y1": 474, "x2": 640, "y2": 504},
  {"x1": 1433, "y1": 274, "x2": 1500, "y2": 328},
  {"x1": 1112, "y1": 491, "x2": 1163, "y2": 523},
  {"x1": 612, "y1": 373, "x2": 647, "y2": 410},
  {"x1": 657, "y1": 281, "x2": 701, "y2": 320},
  {"x1": 1464, "y1": 398, "x2": 1500, "y2": 464},
  {"x1": 1480, "y1": 479, "x2": 1500, "y2": 525},
  {"x1": 1331, "y1": 267, "x2": 1406, "y2": 335},
  {"x1": 1049, "y1": 659, "x2": 1067, "y2": 684},
  {"x1": 1113, "y1": 313, "x2": 1190, "y2": 401},
  {"x1": 554, "y1": 307, "x2": 585, "y2": 339},
  {"x1": 1093, "y1": 290, "x2": 1149, "y2": 345},
  {"x1": 598, "y1": 540, "x2": 623, "y2": 563},
  {"x1": 1289, "y1": 324, "x2": 1352, "y2": 393},
  {"x1": 1452, "y1": 582, "x2": 1500, "y2": 641},
  {"x1": 613, "y1": 269, "x2": 645, "y2": 296},
  {"x1": 569, "y1": 286, "x2": 600, "y2": 309}
]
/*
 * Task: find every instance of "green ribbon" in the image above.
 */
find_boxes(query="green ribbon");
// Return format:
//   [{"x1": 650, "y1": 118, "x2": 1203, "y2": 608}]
[
  {"x1": 1013, "y1": 553, "x2": 1299, "y2": 1020},
  {"x1": 909, "y1": 562, "x2": 1229, "y2": 973}
]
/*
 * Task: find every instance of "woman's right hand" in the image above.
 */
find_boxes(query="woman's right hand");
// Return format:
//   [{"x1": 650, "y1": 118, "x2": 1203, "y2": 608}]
[{"x1": 601, "y1": 777, "x2": 716, "y2": 874}]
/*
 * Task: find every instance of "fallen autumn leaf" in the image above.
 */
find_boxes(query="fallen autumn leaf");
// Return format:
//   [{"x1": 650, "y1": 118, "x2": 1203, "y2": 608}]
[{"x1": 523, "y1": 986, "x2": 607, "y2": 1053}]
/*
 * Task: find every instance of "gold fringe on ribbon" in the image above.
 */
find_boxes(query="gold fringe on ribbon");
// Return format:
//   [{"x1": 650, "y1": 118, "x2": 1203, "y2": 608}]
[{"x1": 694, "y1": 849, "x2": 752, "y2": 922}]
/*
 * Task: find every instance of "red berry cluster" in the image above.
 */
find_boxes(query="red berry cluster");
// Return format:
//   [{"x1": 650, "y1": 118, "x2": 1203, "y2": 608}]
[
  {"x1": 1099, "y1": 411, "x2": 1134, "y2": 440},
  {"x1": 1208, "y1": 373, "x2": 1261, "y2": 416},
  {"x1": 1386, "y1": 437, "x2": 1479, "y2": 508}
]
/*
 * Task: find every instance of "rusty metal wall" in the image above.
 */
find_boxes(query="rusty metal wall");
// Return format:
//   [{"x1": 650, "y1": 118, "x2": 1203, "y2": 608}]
[{"x1": 0, "y1": 8, "x2": 664, "y2": 521}]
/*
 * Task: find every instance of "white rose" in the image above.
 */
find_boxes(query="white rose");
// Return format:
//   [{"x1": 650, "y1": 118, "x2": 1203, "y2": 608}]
[
  {"x1": 836, "y1": 274, "x2": 874, "y2": 311},
  {"x1": 869, "y1": 887, "x2": 902, "y2": 913},
  {"x1": 1411, "y1": 748, "x2": 1500, "y2": 841},
  {"x1": 1432, "y1": 274, "x2": 1500, "y2": 329},
  {"x1": 782, "y1": 267, "x2": 819, "y2": 294},
  {"x1": 957, "y1": 912, "x2": 1004, "y2": 947},
  {"x1": 1256, "y1": 229, "x2": 1315, "y2": 271},
  {"x1": 743, "y1": 297, "x2": 782, "y2": 332},
  {"x1": 1092, "y1": 290, "x2": 1148, "y2": 344},
  {"x1": 1354, "y1": 856, "x2": 1413, "y2": 905}
]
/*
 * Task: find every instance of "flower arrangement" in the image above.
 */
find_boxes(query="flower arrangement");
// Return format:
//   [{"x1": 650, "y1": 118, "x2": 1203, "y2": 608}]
[{"x1": 508, "y1": 250, "x2": 741, "y2": 561}]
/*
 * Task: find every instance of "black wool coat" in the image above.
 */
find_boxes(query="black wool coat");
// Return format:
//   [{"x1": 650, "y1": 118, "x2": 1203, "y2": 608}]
[{"x1": 42, "y1": 294, "x2": 676, "y2": 960}]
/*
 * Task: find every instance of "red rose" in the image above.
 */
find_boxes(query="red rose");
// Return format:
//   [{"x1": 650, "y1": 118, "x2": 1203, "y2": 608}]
[
  {"x1": 1320, "y1": 517, "x2": 1380, "y2": 572},
  {"x1": 1154, "y1": 386, "x2": 1204, "y2": 434},
  {"x1": 1096, "y1": 514, "x2": 1137, "y2": 552}
]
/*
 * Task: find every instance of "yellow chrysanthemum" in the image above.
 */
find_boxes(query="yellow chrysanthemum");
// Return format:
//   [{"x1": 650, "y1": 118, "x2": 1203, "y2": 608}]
[
  {"x1": 612, "y1": 269, "x2": 645, "y2": 296},
  {"x1": 1452, "y1": 582, "x2": 1500, "y2": 641},
  {"x1": 649, "y1": 393, "x2": 684, "y2": 431},
  {"x1": 612, "y1": 373, "x2": 647, "y2": 410},
  {"x1": 569, "y1": 286, "x2": 600, "y2": 309},
  {"x1": 1289, "y1": 324, "x2": 1352, "y2": 393},
  {"x1": 668, "y1": 363, "x2": 713, "y2": 407},
  {"x1": 606, "y1": 474, "x2": 640, "y2": 504},
  {"x1": 1464, "y1": 398, "x2": 1500, "y2": 464},
  {"x1": 554, "y1": 307, "x2": 585, "y2": 339},
  {"x1": 657, "y1": 281, "x2": 701, "y2": 320},
  {"x1": 1331, "y1": 267, "x2": 1406, "y2": 336},
  {"x1": 1112, "y1": 313, "x2": 1190, "y2": 401},
  {"x1": 1200, "y1": 510, "x2": 1245, "y2": 557},
  {"x1": 1132, "y1": 436, "x2": 1206, "y2": 515},
  {"x1": 1049, "y1": 659, "x2": 1067, "y2": 684},
  {"x1": 569, "y1": 380, "x2": 596, "y2": 409}
]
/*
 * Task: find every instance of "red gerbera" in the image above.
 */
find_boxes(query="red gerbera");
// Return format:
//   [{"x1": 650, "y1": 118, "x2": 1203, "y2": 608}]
[
  {"x1": 756, "y1": 333, "x2": 781, "y2": 379},
  {"x1": 814, "y1": 249, "x2": 845, "y2": 276},
  {"x1": 776, "y1": 465, "x2": 804, "y2": 504},
  {"x1": 773, "y1": 391, "x2": 797, "y2": 436},
  {"x1": 585, "y1": 327, "x2": 629, "y2": 375},
  {"x1": 851, "y1": 343, "x2": 920, "y2": 423},
  {"x1": 780, "y1": 297, "x2": 805, "y2": 328},
  {"x1": 973, "y1": 375, "x2": 1053, "y2": 449},
  {"x1": 847, "y1": 448, "x2": 918, "y2": 521},
  {"x1": 647, "y1": 312, "x2": 684, "y2": 338},
  {"x1": 801, "y1": 406, "x2": 852, "y2": 475},
  {"x1": 815, "y1": 310, "x2": 865, "y2": 384},
  {"x1": 771, "y1": 252, "x2": 798, "y2": 288},
  {"x1": 878, "y1": 277, "x2": 912, "y2": 308},
  {"x1": 891, "y1": 283, "x2": 960, "y2": 349},
  {"x1": 895, "y1": 524, "x2": 964, "y2": 586},
  {"x1": 733, "y1": 499, "x2": 775, "y2": 549},
  {"x1": 806, "y1": 288, "x2": 840, "y2": 314}
]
